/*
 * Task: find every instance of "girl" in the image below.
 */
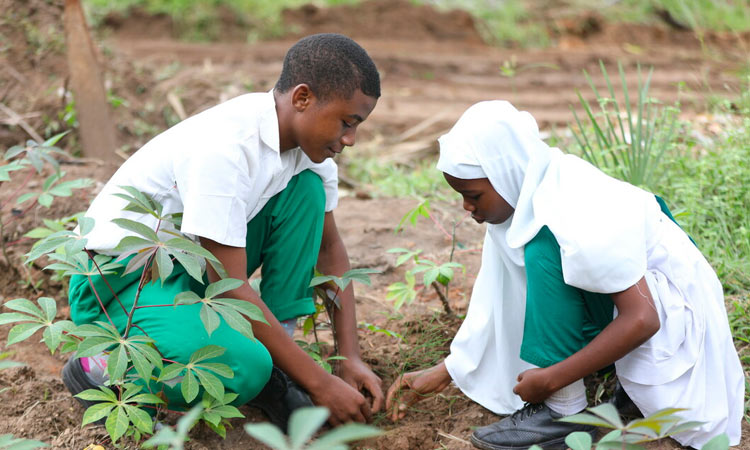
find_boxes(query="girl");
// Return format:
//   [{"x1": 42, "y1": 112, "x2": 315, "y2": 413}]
[{"x1": 385, "y1": 101, "x2": 743, "y2": 449}]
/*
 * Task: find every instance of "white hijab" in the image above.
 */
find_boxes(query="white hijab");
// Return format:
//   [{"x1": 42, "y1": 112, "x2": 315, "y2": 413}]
[{"x1": 439, "y1": 101, "x2": 660, "y2": 413}]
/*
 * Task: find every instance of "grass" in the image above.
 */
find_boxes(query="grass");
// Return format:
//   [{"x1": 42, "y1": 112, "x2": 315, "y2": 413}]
[
  {"x1": 82, "y1": 0, "x2": 363, "y2": 41},
  {"x1": 342, "y1": 153, "x2": 454, "y2": 201}
]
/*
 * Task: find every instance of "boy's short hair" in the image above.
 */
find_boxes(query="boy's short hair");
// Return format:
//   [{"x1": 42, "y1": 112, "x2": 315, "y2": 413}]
[{"x1": 275, "y1": 33, "x2": 380, "y2": 101}]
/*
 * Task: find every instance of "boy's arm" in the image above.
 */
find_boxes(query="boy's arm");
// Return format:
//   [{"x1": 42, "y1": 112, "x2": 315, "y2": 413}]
[
  {"x1": 317, "y1": 211, "x2": 385, "y2": 413},
  {"x1": 512, "y1": 277, "x2": 660, "y2": 403},
  {"x1": 200, "y1": 237, "x2": 372, "y2": 425}
]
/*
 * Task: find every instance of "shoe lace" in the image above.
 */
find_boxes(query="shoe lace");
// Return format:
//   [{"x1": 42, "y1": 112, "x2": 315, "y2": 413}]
[{"x1": 509, "y1": 403, "x2": 544, "y2": 425}]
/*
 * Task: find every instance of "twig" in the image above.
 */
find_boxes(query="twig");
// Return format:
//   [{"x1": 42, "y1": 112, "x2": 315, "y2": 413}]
[
  {"x1": 437, "y1": 430, "x2": 472, "y2": 447},
  {"x1": 0, "y1": 102, "x2": 44, "y2": 143},
  {"x1": 86, "y1": 249, "x2": 128, "y2": 317},
  {"x1": 431, "y1": 281, "x2": 453, "y2": 316}
]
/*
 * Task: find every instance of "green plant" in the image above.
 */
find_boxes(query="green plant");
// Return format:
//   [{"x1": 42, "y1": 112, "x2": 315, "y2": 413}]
[
  {"x1": 244, "y1": 406, "x2": 381, "y2": 450},
  {"x1": 0, "y1": 353, "x2": 47, "y2": 449},
  {"x1": 569, "y1": 61, "x2": 681, "y2": 190},
  {"x1": 0, "y1": 132, "x2": 92, "y2": 267},
  {"x1": 560, "y1": 403, "x2": 730, "y2": 450},
  {"x1": 0, "y1": 187, "x2": 268, "y2": 445},
  {"x1": 142, "y1": 405, "x2": 202, "y2": 449},
  {"x1": 305, "y1": 268, "x2": 380, "y2": 371},
  {"x1": 0, "y1": 434, "x2": 48, "y2": 450},
  {"x1": 387, "y1": 200, "x2": 466, "y2": 315}
]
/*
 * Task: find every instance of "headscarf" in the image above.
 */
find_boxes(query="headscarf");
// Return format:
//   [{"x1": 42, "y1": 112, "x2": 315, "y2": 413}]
[{"x1": 439, "y1": 100, "x2": 660, "y2": 413}]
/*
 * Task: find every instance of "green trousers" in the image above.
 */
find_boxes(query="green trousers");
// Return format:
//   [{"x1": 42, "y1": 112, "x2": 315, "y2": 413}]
[
  {"x1": 519, "y1": 196, "x2": 684, "y2": 368},
  {"x1": 68, "y1": 170, "x2": 326, "y2": 408},
  {"x1": 519, "y1": 225, "x2": 614, "y2": 368}
]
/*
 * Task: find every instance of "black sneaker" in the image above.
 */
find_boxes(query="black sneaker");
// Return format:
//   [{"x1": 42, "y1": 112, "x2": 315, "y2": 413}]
[
  {"x1": 61, "y1": 357, "x2": 106, "y2": 425},
  {"x1": 470, "y1": 403, "x2": 597, "y2": 450},
  {"x1": 248, "y1": 366, "x2": 314, "y2": 433}
]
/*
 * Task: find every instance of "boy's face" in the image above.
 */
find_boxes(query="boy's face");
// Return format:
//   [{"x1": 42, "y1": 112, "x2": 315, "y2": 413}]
[
  {"x1": 292, "y1": 87, "x2": 378, "y2": 163},
  {"x1": 444, "y1": 173, "x2": 515, "y2": 225}
]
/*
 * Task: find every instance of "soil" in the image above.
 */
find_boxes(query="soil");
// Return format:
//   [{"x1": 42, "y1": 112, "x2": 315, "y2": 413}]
[{"x1": 1, "y1": 0, "x2": 748, "y2": 448}]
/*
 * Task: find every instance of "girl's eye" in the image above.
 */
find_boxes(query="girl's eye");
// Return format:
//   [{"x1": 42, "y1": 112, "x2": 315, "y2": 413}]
[{"x1": 342, "y1": 121, "x2": 352, "y2": 128}]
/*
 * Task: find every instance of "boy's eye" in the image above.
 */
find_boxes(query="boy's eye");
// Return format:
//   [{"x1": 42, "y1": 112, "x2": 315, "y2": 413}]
[{"x1": 342, "y1": 121, "x2": 352, "y2": 128}]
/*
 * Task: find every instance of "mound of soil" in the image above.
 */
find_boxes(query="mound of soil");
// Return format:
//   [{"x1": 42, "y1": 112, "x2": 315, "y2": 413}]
[{"x1": 282, "y1": 0, "x2": 484, "y2": 44}]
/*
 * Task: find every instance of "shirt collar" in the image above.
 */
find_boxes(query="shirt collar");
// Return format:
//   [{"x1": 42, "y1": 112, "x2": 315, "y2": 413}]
[{"x1": 258, "y1": 89, "x2": 280, "y2": 153}]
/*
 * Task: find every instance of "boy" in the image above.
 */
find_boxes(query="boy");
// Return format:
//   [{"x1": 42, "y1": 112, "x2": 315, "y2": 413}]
[{"x1": 62, "y1": 33, "x2": 383, "y2": 428}]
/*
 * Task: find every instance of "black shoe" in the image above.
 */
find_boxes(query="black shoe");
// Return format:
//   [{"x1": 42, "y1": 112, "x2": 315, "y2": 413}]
[
  {"x1": 610, "y1": 381, "x2": 642, "y2": 420},
  {"x1": 470, "y1": 403, "x2": 597, "y2": 450},
  {"x1": 61, "y1": 357, "x2": 106, "y2": 425},
  {"x1": 248, "y1": 366, "x2": 314, "y2": 433}
]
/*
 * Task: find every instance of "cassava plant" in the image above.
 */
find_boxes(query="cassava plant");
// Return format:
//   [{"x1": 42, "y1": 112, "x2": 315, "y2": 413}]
[
  {"x1": 387, "y1": 199, "x2": 466, "y2": 315},
  {"x1": 305, "y1": 267, "x2": 379, "y2": 372},
  {"x1": 556, "y1": 403, "x2": 730, "y2": 450},
  {"x1": 0, "y1": 187, "x2": 268, "y2": 445},
  {"x1": 0, "y1": 132, "x2": 92, "y2": 268}
]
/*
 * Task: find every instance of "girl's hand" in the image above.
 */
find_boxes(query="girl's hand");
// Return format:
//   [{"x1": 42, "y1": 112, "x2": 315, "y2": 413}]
[
  {"x1": 385, "y1": 361, "x2": 452, "y2": 421},
  {"x1": 513, "y1": 368, "x2": 557, "y2": 403}
]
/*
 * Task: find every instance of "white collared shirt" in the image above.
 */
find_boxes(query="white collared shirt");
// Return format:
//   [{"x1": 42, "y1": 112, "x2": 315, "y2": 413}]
[{"x1": 83, "y1": 91, "x2": 338, "y2": 253}]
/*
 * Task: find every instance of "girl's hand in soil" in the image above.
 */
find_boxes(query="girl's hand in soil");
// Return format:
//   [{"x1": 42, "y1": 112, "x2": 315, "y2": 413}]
[
  {"x1": 385, "y1": 360, "x2": 452, "y2": 421},
  {"x1": 310, "y1": 373, "x2": 373, "y2": 425},
  {"x1": 512, "y1": 367, "x2": 557, "y2": 404},
  {"x1": 338, "y1": 357, "x2": 384, "y2": 413}
]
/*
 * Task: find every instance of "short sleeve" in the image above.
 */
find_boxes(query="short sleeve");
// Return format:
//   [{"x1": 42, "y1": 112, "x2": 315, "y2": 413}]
[{"x1": 175, "y1": 147, "x2": 252, "y2": 247}]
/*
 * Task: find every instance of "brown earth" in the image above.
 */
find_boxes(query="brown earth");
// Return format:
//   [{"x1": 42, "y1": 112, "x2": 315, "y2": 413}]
[{"x1": 1, "y1": 0, "x2": 749, "y2": 448}]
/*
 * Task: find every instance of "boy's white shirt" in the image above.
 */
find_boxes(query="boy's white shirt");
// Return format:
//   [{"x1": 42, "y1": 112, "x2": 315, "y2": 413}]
[
  {"x1": 83, "y1": 91, "x2": 339, "y2": 253},
  {"x1": 438, "y1": 101, "x2": 744, "y2": 447}
]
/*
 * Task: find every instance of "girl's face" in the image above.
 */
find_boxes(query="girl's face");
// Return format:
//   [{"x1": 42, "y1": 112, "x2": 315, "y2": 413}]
[{"x1": 444, "y1": 173, "x2": 515, "y2": 224}]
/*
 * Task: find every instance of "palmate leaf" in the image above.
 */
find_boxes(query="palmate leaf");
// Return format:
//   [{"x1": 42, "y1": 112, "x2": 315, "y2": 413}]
[
  {"x1": 0, "y1": 160, "x2": 25, "y2": 182},
  {"x1": 113, "y1": 186, "x2": 163, "y2": 218},
  {"x1": 158, "y1": 346, "x2": 234, "y2": 404},
  {"x1": 564, "y1": 431, "x2": 592, "y2": 450},
  {"x1": 0, "y1": 433, "x2": 49, "y2": 449},
  {"x1": 244, "y1": 422, "x2": 289, "y2": 450},
  {"x1": 143, "y1": 405, "x2": 203, "y2": 449},
  {"x1": 106, "y1": 405, "x2": 130, "y2": 444},
  {"x1": 289, "y1": 406, "x2": 329, "y2": 449}
]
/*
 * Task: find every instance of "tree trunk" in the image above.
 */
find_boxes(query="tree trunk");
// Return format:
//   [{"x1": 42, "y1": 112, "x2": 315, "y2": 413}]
[{"x1": 63, "y1": 0, "x2": 117, "y2": 162}]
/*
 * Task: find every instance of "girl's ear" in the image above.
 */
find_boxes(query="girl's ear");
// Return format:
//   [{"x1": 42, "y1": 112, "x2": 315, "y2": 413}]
[{"x1": 291, "y1": 84, "x2": 314, "y2": 112}]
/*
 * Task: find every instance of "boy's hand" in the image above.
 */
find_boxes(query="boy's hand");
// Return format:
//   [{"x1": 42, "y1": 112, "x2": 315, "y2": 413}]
[
  {"x1": 339, "y1": 357, "x2": 384, "y2": 412},
  {"x1": 385, "y1": 361, "x2": 452, "y2": 421},
  {"x1": 309, "y1": 373, "x2": 372, "y2": 425},
  {"x1": 513, "y1": 368, "x2": 556, "y2": 403}
]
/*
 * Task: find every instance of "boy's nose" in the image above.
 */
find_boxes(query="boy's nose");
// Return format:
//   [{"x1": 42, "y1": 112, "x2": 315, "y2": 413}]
[
  {"x1": 462, "y1": 199, "x2": 475, "y2": 212},
  {"x1": 340, "y1": 129, "x2": 356, "y2": 147}
]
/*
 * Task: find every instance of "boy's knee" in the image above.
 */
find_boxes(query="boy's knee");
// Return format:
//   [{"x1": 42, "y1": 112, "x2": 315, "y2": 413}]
[
  {"x1": 229, "y1": 344, "x2": 273, "y2": 405},
  {"x1": 293, "y1": 170, "x2": 326, "y2": 212}
]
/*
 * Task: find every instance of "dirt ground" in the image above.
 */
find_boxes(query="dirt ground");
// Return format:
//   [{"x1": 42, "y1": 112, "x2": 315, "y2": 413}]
[{"x1": 1, "y1": 0, "x2": 749, "y2": 448}]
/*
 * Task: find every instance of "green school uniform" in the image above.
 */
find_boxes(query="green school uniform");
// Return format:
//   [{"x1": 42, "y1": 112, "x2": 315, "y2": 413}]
[{"x1": 68, "y1": 170, "x2": 326, "y2": 408}]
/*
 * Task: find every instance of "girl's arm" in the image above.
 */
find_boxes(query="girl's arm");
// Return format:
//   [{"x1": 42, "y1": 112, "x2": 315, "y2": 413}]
[{"x1": 513, "y1": 277, "x2": 660, "y2": 403}]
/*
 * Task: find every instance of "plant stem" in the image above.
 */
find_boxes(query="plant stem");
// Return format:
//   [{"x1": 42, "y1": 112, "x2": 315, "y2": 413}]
[
  {"x1": 124, "y1": 219, "x2": 162, "y2": 339},
  {"x1": 431, "y1": 281, "x2": 454, "y2": 316},
  {"x1": 86, "y1": 249, "x2": 128, "y2": 317},
  {"x1": 86, "y1": 275, "x2": 117, "y2": 329},
  {"x1": 124, "y1": 250, "x2": 156, "y2": 339}
]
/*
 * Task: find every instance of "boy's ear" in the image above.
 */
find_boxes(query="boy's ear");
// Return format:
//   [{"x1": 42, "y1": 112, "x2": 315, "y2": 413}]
[{"x1": 291, "y1": 84, "x2": 315, "y2": 112}]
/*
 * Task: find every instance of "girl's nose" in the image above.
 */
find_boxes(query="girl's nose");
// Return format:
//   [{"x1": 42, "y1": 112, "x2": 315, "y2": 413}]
[{"x1": 462, "y1": 199, "x2": 475, "y2": 212}]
